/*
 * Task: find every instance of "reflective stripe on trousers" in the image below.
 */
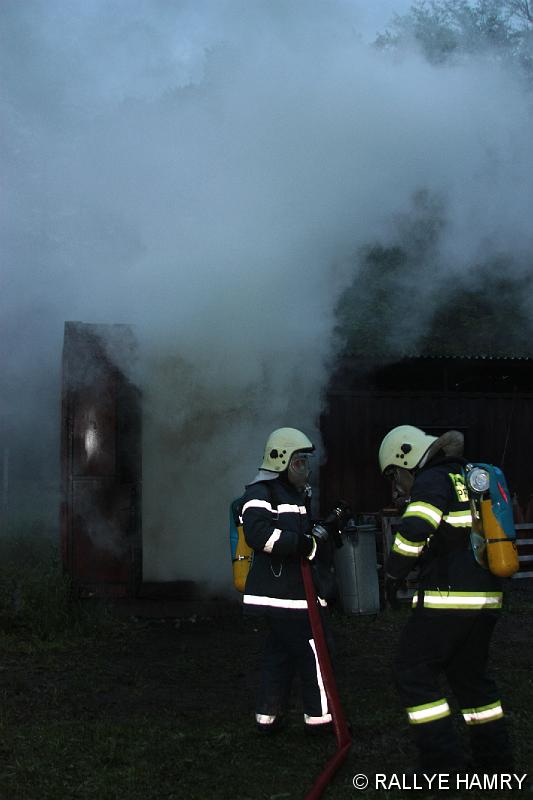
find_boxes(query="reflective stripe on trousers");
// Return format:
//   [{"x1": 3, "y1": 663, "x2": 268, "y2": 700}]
[
  {"x1": 406, "y1": 698, "x2": 451, "y2": 725},
  {"x1": 462, "y1": 701, "x2": 504, "y2": 725},
  {"x1": 412, "y1": 591, "x2": 502, "y2": 610}
]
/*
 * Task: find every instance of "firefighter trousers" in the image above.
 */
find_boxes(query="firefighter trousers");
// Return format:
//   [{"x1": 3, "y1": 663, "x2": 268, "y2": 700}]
[
  {"x1": 395, "y1": 610, "x2": 513, "y2": 772},
  {"x1": 256, "y1": 613, "x2": 334, "y2": 728}
]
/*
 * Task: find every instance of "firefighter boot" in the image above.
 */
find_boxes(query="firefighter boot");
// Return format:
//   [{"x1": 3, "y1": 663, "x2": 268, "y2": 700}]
[
  {"x1": 304, "y1": 719, "x2": 333, "y2": 736},
  {"x1": 411, "y1": 716, "x2": 465, "y2": 773},
  {"x1": 255, "y1": 713, "x2": 287, "y2": 736},
  {"x1": 468, "y1": 718, "x2": 514, "y2": 773}
]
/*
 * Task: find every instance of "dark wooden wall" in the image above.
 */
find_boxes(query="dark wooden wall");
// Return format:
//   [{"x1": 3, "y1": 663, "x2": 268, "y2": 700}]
[{"x1": 320, "y1": 390, "x2": 533, "y2": 516}]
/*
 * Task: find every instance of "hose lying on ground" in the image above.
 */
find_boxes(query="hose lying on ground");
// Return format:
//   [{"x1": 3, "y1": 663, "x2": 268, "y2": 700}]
[{"x1": 301, "y1": 559, "x2": 352, "y2": 800}]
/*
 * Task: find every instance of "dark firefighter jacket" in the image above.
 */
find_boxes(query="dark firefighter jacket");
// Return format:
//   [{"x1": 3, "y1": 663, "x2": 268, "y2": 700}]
[
  {"x1": 387, "y1": 457, "x2": 503, "y2": 612},
  {"x1": 240, "y1": 476, "x2": 328, "y2": 617}
]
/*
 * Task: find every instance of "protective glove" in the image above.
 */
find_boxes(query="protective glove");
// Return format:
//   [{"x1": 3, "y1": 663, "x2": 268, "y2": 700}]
[
  {"x1": 323, "y1": 501, "x2": 352, "y2": 532},
  {"x1": 384, "y1": 574, "x2": 404, "y2": 610},
  {"x1": 297, "y1": 534, "x2": 317, "y2": 559},
  {"x1": 311, "y1": 523, "x2": 329, "y2": 542}
]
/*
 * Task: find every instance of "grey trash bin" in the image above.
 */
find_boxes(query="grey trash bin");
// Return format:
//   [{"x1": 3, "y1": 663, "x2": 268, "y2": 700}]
[{"x1": 334, "y1": 523, "x2": 380, "y2": 614}]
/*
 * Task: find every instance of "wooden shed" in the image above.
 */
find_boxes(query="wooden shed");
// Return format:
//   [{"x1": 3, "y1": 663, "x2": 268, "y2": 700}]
[
  {"x1": 320, "y1": 355, "x2": 533, "y2": 517},
  {"x1": 320, "y1": 354, "x2": 533, "y2": 585}
]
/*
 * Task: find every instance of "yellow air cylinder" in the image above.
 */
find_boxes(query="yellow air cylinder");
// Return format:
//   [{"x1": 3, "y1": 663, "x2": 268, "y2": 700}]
[
  {"x1": 480, "y1": 498, "x2": 520, "y2": 578},
  {"x1": 232, "y1": 524, "x2": 253, "y2": 592}
]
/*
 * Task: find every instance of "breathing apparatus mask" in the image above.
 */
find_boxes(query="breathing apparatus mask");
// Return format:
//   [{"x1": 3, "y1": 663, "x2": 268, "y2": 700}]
[
  {"x1": 287, "y1": 451, "x2": 313, "y2": 489},
  {"x1": 384, "y1": 465, "x2": 414, "y2": 509}
]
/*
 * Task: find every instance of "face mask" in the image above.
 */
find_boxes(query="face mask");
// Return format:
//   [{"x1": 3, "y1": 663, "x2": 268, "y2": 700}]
[
  {"x1": 385, "y1": 466, "x2": 414, "y2": 508},
  {"x1": 287, "y1": 452, "x2": 311, "y2": 488}
]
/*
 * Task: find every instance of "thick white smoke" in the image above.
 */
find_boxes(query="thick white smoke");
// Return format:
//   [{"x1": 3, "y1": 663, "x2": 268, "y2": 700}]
[{"x1": 2, "y1": 1, "x2": 532, "y2": 589}]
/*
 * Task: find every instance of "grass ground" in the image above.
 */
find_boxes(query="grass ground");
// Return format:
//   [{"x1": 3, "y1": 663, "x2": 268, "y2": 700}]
[{"x1": 0, "y1": 536, "x2": 531, "y2": 800}]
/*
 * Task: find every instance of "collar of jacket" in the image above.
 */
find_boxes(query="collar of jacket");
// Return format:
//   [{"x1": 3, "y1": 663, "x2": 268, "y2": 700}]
[
  {"x1": 245, "y1": 471, "x2": 291, "y2": 488},
  {"x1": 417, "y1": 455, "x2": 469, "y2": 474}
]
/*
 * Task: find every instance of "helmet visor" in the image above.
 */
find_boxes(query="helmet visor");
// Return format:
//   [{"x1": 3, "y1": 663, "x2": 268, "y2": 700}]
[
  {"x1": 287, "y1": 451, "x2": 313, "y2": 487},
  {"x1": 384, "y1": 466, "x2": 399, "y2": 481},
  {"x1": 383, "y1": 465, "x2": 414, "y2": 508}
]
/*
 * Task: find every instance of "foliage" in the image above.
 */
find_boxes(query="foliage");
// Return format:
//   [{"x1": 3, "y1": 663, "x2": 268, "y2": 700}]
[
  {"x1": 334, "y1": 190, "x2": 533, "y2": 361},
  {"x1": 0, "y1": 530, "x2": 112, "y2": 645},
  {"x1": 336, "y1": 191, "x2": 442, "y2": 359},
  {"x1": 336, "y1": 247, "x2": 533, "y2": 360},
  {"x1": 376, "y1": 0, "x2": 533, "y2": 73},
  {"x1": 417, "y1": 261, "x2": 533, "y2": 355},
  {"x1": 339, "y1": 2, "x2": 533, "y2": 363}
]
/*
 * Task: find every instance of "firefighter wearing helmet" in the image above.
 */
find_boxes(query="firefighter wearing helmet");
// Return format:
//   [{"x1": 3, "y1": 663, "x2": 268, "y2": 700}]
[
  {"x1": 379, "y1": 425, "x2": 513, "y2": 773},
  {"x1": 240, "y1": 427, "x2": 344, "y2": 735}
]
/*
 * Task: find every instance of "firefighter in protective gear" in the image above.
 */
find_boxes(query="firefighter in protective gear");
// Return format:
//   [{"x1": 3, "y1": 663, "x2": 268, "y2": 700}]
[
  {"x1": 379, "y1": 425, "x2": 514, "y2": 773},
  {"x1": 241, "y1": 427, "x2": 337, "y2": 735}
]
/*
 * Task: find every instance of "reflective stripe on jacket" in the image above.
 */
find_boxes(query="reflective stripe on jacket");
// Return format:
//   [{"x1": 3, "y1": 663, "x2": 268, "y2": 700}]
[
  {"x1": 241, "y1": 477, "x2": 326, "y2": 616},
  {"x1": 387, "y1": 458, "x2": 503, "y2": 611}
]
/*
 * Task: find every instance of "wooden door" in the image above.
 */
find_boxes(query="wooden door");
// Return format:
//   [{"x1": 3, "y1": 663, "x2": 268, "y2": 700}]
[{"x1": 60, "y1": 322, "x2": 142, "y2": 597}]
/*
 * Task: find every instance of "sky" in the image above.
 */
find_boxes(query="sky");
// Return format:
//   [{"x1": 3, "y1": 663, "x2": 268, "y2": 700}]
[
  {"x1": 358, "y1": 0, "x2": 413, "y2": 39},
  {"x1": 2, "y1": 0, "x2": 532, "y2": 589}
]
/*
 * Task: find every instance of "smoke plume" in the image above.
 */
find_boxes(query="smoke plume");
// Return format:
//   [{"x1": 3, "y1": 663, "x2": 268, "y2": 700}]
[{"x1": 2, "y1": 1, "x2": 532, "y2": 589}]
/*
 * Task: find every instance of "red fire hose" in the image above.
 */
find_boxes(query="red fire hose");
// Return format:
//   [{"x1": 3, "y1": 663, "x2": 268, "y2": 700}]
[{"x1": 301, "y1": 559, "x2": 352, "y2": 800}]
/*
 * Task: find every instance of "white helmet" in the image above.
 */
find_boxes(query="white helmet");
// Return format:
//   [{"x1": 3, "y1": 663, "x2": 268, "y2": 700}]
[
  {"x1": 261, "y1": 427, "x2": 314, "y2": 472},
  {"x1": 378, "y1": 425, "x2": 438, "y2": 474}
]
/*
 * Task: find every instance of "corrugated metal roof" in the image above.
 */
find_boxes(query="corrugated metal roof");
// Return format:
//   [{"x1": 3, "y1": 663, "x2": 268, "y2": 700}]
[
  {"x1": 401, "y1": 353, "x2": 533, "y2": 361},
  {"x1": 343, "y1": 349, "x2": 533, "y2": 362}
]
